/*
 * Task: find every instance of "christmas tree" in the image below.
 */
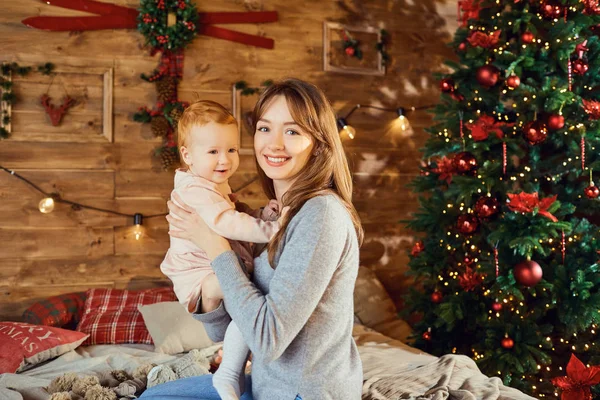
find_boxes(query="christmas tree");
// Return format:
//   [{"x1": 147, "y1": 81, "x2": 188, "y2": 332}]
[{"x1": 405, "y1": 0, "x2": 600, "y2": 397}]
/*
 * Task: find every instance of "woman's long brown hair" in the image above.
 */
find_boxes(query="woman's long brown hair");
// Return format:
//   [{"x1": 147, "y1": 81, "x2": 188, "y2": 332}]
[{"x1": 251, "y1": 78, "x2": 364, "y2": 266}]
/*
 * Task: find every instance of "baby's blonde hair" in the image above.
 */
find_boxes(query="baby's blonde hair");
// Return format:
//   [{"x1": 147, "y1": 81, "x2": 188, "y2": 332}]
[{"x1": 177, "y1": 100, "x2": 237, "y2": 153}]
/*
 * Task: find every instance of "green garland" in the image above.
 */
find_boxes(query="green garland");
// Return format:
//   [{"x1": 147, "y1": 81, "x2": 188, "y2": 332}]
[
  {"x1": 137, "y1": 0, "x2": 198, "y2": 52},
  {"x1": 1, "y1": 62, "x2": 54, "y2": 139},
  {"x1": 235, "y1": 80, "x2": 273, "y2": 96}
]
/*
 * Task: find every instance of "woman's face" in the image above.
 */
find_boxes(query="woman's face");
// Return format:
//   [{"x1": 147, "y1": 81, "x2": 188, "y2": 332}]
[{"x1": 254, "y1": 95, "x2": 314, "y2": 190}]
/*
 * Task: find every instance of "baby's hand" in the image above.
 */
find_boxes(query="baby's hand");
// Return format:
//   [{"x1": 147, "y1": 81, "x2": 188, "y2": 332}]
[{"x1": 261, "y1": 199, "x2": 281, "y2": 221}]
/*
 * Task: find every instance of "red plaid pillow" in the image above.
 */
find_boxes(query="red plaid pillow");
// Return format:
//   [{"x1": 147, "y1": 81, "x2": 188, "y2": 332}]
[
  {"x1": 76, "y1": 287, "x2": 176, "y2": 345},
  {"x1": 22, "y1": 292, "x2": 87, "y2": 329}
]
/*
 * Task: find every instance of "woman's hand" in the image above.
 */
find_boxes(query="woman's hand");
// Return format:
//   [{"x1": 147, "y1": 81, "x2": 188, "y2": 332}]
[{"x1": 167, "y1": 192, "x2": 231, "y2": 260}]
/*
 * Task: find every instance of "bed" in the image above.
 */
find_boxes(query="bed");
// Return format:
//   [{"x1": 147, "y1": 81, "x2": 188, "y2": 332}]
[{"x1": 0, "y1": 268, "x2": 537, "y2": 400}]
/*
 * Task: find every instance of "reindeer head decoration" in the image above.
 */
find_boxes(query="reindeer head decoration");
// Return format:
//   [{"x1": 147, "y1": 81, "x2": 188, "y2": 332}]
[{"x1": 40, "y1": 94, "x2": 76, "y2": 126}]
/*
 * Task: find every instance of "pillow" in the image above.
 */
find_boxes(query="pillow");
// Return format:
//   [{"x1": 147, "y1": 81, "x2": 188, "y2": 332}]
[
  {"x1": 138, "y1": 301, "x2": 214, "y2": 354},
  {"x1": 22, "y1": 292, "x2": 87, "y2": 329},
  {"x1": 76, "y1": 287, "x2": 176, "y2": 345},
  {"x1": 0, "y1": 322, "x2": 88, "y2": 374},
  {"x1": 354, "y1": 266, "x2": 413, "y2": 343}
]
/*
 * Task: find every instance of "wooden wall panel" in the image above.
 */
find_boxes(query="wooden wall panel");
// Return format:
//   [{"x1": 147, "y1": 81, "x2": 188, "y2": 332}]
[{"x1": 0, "y1": 0, "x2": 459, "y2": 319}]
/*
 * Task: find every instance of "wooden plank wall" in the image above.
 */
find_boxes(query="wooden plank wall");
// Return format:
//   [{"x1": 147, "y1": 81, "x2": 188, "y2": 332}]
[{"x1": 0, "y1": 0, "x2": 458, "y2": 320}]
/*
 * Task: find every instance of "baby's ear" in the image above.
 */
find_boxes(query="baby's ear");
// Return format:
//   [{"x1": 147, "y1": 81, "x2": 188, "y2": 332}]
[{"x1": 179, "y1": 146, "x2": 191, "y2": 165}]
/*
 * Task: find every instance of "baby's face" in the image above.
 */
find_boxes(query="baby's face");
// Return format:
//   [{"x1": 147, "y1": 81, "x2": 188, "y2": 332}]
[{"x1": 181, "y1": 121, "x2": 240, "y2": 184}]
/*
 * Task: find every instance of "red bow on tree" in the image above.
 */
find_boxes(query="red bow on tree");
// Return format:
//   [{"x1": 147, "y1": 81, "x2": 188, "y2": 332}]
[
  {"x1": 458, "y1": 0, "x2": 482, "y2": 27},
  {"x1": 466, "y1": 30, "x2": 501, "y2": 48},
  {"x1": 507, "y1": 192, "x2": 558, "y2": 222},
  {"x1": 552, "y1": 354, "x2": 600, "y2": 400},
  {"x1": 466, "y1": 114, "x2": 513, "y2": 141}
]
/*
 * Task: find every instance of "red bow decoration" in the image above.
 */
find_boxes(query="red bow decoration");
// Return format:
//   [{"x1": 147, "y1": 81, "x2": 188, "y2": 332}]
[
  {"x1": 457, "y1": 0, "x2": 482, "y2": 27},
  {"x1": 552, "y1": 354, "x2": 600, "y2": 400},
  {"x1": 432, "y1": 156, "x2": 456, "y2": 184},
  {"x1": 466, "y1": 114, "x2": 513, "y2": 141},
  {"x1": 576, "y1": 40, "x2": 589, "y2": 59},
  {"x1": 458, "y1": 266, "x2": 485, "y2": 291},
  {"x1": 466, "y1": 30, "x2": 501, "y2": 48},
  {"x1": 507, "y1": 192, "x2": 558, "y2": 222},
  {"x1": 582, "y1": 99, "x2": 600, "y2": 120},
  {"x1": 40, "y1": 94, "x2": 76, "y2": 126}
]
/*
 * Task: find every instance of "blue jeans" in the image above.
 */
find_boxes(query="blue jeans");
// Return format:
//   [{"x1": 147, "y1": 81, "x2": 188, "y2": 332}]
[{"x1": 140, "y1": 374, "x2": 253, "y2": 400}]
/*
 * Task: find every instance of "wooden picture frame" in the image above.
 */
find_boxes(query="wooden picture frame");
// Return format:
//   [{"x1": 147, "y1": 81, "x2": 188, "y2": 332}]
[
  {"x1": 1, "y1": 65, "x2": 114, "y2": 143},
  {"x1": 323, "y1": 22, "x2": 385, "y2": 76}
]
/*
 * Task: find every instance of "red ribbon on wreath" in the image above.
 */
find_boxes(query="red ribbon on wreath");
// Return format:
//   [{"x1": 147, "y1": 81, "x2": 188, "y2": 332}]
[
  {"x1": 552, "y1": 354, "x2": 600, "y2": 400},
  {"x1": 507, "y1": 192, "x2": 558, "y2": 222}
]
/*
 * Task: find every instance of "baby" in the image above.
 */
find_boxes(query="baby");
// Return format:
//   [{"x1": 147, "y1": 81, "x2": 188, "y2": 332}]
[{"x1": 161, "y1": 100, "x2": 282, "y2": 400}]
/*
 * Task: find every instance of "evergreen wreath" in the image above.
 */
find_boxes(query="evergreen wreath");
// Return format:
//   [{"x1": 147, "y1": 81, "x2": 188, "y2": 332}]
[{"x1": 137, "y1": 0, "x2": 198, "y2": 52}]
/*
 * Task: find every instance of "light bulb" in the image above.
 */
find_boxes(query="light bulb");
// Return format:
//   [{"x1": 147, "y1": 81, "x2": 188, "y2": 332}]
[
  {"x1": 39, "y1": 197, "x2": 55, "y2": 213},
  {"x1": 342, "y1": 125, "x2": 356, "y2": 139},
  {"x1": 133, "y1": 213, "x2": 144, "y2": 241}
]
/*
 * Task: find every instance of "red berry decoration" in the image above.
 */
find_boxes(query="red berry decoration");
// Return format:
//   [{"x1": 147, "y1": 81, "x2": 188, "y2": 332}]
[
  {"x1": 440, "y1": 78, "x2": 455, "y2": 93},
  {"x1": 431, "y1": 291, "x2": 443, "y2": 304},
  {"x1": 523, "y1": 121, "x2": 548, "y2": 145},
  {"x1": 492, "y1": 301, "x2": 503, "y2": 312},
  {"x1": 453, "y1": 152, "x2": 478, "y2": 174},
  {"x1": 345, "y1": 46, "x2": 355, "y2": 56},
  {"x1": 474, "y1": 196, "x2": 500, "y2": 219},
  {"x1": 521, "y1": 31, "x2": 534, "y2": 44},
  {"x1": 457, "y1": 215, "x2": 479, "y2": 235},
  {"x1": 476, "y1": 64, "x2": 500, "y2": 88},
  {"x1": 541, "y1": 1, "x2": 563, "y2": 19},
  {"x1": 547, "y1": 114, "x2": 565, "y2": 130},
  {"x1": 584, "y1": 184, "x2": 600, "y2": 199},
  {"x1": 458, "y1": 42, "x2": 467, "y2": 51},
  {"x1": 514, "y1": 260, "x2": 543, "y2": 287},
  {"x1": 506, "y1": 75, "x2": 520, "y2": 89},
  {"x1": 501, "y1": 336, "x2": 514, "y2": 349},
  {"x1": 411, "y1": 240, "x2": 425, "y2": 256},
  {"x1": 572, "y1": 59, "x2": 589, "y2": 75},
  {"x1": 422, "y1": 331, "x2": 432, "y2": 341}
]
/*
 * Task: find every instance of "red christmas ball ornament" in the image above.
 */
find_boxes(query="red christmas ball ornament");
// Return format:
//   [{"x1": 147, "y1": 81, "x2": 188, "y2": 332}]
[
  {"x1": 457, "y1": 215, "x2": 479, "y2": 235},
  {"x1": 514, "y1": 260, "x2": 543, "y2": 287},
  {"x1": 547, "y1": 114, "x2": 565, "y2": 130},
  {"x1": 501, "y1": 336, "x2": 514, "y2": 349},
  {"x1": 523, "y1": 121, "x2": 548, "y2": 145},
  {"x1": 506, "y1": 75, "x2": 520, "y2": 89},
  {"x1": 422, "y1": 331, "x2": 432, "y2": 341},
  {"x1": 440, "y1": 78, "x2": 455, "y2": 93},
  {"x1": 584, "y1": 184, "x2": 600, "y2": 199},
  {"x1": 476, "y1": 64, "x2": 500, "y2": 88},
  {"x1": 458, "y1": 42, "x2": 467, "y2": 51},
  {"x1": 474, "y1": 196, "x2": 500, "y2": 219},
  {"x1": 431, "y1": 291, "x2": 443, "y2": 304},
  {"x1": 521, "y1": 31, "x2": 534, "y2": 44},
  {"x1": 572, "y1": 59, "x2": 589, "y2": 75},
  {"x1": 541, "y1": 1, "x2": 563, "y2": 19},
  {"x1": 492, "y1": 301, "x2": 503, "y2": 312},
  {"x1": 345, "y1": 46, "x2": 355, "y2": 56},
  {"x1": 453, "y1": 152, "x2": 478, "y2": 174}
]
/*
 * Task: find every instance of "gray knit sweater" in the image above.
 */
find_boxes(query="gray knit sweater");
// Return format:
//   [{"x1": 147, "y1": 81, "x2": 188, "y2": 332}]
[{"x1": 193, "y1": 194, "x2": 362, "y2": 400}]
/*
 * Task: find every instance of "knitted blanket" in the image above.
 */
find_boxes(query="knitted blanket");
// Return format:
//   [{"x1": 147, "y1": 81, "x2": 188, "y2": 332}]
[{"x1": 362, "y1": 354, "x2": 537, "y2": 400}]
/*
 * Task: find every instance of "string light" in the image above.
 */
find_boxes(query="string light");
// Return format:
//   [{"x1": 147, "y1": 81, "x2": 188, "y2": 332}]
[
  {"x1": 1, "y1": 165, "x2": 256, "y2": 240},
  {"x1": 336, "y1": 103, "x2": 434, "y2": 139}
]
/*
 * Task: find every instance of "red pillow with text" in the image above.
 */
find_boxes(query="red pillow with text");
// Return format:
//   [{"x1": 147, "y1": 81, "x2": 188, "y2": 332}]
[
  {"x1": 76, "y1": 287, "x2": 176, "y2": 345},
  {"x1": 0, "y1": 322, "x2": 88, "y2": 374}
]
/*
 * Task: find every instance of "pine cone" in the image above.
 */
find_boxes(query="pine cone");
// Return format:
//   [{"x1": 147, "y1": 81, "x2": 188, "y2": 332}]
[
  {"x1": 169, "y1": 107, "x2": 183, "y2": 127},
  {"x1": 156, "y1": 76, "x2": 177, "y2": 103},
  {"x1": 151, "y1": 115, "x2": 170, "y2": 138},
  {"x1": 159, "y1": 148, "x2": 179, "y2": 170}
]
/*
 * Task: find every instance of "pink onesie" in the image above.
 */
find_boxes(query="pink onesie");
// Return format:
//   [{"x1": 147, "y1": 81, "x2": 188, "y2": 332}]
[{"x1": 161, "y1": 169, "x2": 280, "y2": 312}]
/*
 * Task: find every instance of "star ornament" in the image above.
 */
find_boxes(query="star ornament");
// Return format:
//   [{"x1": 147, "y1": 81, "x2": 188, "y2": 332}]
[{"x1": 552, "y1": 354, "x2": 600, "y2": 400}]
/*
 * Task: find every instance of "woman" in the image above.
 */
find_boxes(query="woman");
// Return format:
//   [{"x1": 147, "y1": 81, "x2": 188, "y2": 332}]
[{"x1": 142, "y1": 78, "x2": 364, "y2": 400}]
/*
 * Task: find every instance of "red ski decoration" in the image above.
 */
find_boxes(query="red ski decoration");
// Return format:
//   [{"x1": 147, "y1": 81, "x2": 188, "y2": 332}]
[{"x1": 22, "y1": 0, "x2": 278, "y2": 49}]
